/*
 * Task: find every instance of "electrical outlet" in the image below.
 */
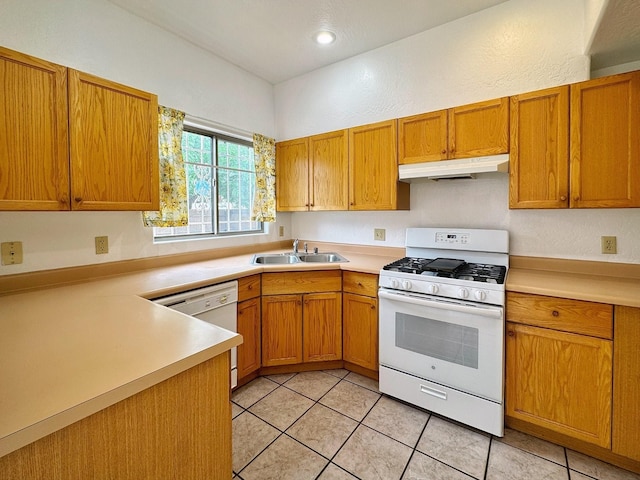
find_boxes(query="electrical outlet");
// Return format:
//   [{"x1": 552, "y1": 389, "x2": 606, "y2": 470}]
[
  {"x1": 601, "y1": 236, "x2": 617, "y2": 254},
  {"x1": 374, "y1": 228, "x2": 386, "y2": 241},
  {"x1": 1, "y1": 241, "x2": 23, "y2": 265},
  {"x1": 279, "y1": 226, "x2": 285, "y2": 237},
  {"x1": 95, "y1": 236, "x2": 109, "y2": 255}
]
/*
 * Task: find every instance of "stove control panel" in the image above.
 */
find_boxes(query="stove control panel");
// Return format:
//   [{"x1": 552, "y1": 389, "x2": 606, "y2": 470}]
[
  {"x1": 435, "y1": 232, "x2": 469, "y2": 245},
  {"x1": 379, "y1": 272, "x2": 505, "y2": 306}
]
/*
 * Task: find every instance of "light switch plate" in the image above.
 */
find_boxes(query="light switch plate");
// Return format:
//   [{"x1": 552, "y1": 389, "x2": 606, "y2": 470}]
[
  {"x1": 374, "y1": 228, "x2": 386, "y2": 241},
  {"x1": 1, "y1": 241, "x2": 23, "y2": 265}
]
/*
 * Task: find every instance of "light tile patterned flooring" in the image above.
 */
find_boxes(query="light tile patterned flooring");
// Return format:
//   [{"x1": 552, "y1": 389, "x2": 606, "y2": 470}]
[{"x1": 231, "y1": 370, "x2": 640, "y2": 480}]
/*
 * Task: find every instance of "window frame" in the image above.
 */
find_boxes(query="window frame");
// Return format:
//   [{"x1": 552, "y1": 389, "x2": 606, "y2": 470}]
[{"x1": 153, "y1": 125, "x2": 263, "y2": 242}]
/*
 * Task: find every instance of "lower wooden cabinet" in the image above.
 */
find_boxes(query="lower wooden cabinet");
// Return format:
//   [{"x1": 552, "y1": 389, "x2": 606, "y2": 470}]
[
  {"x1": 262, "y1": 294, "x2": 303, "y2": 366},
  {"x1": 505, "y1": 292, "x2": 613, "y2": 448},
  {"x1": 342, "y1": 272, "x2": 379, "y2": 372},
  {"x1": 506, "y1": 322, "x2": 612, "y2": 447},
  {"x1": 303, "y1": 292, "x2": 342, "y2": 362},
  {"x1": 237, "y1": 275, "x2": 262, "y2": 380},
  {"x1": 613, "y1": 306, "x2": 640, "y2": 461},
  {"x1": 237, "y1": 297, "x2": 261, "y2": 379},
  {"x1": 343, "y1": 293, "x2": 378, "y2": 371},
  {"x1": 261, "y1": 271, "x2": 342, "y2": 367}
]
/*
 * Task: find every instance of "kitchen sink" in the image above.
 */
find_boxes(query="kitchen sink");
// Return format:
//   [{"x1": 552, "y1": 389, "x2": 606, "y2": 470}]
[
  {"x1": 251, "y1": 253, "x2": 300, "y2": 264},
  {"x1": 251, "y1": 252, "x2": 348, "y2": 265},
  {"x1": 297, "y1": 252, "x2": 348, "y2": 263}
]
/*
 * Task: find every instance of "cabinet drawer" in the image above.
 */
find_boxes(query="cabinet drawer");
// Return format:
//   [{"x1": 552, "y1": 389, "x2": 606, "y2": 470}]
[
  {"x1": 506, "y1": 292, "x2": 613, "y2": 339},
  {"x1": 262, "y1": 270, "x2": 342, "y2": 295},
  {"x1": 342, "y1": 271, "x2": 378, "y2": 297},
  {"x1": 238, "y1": 274, "x2": 261, "y2": 301}
]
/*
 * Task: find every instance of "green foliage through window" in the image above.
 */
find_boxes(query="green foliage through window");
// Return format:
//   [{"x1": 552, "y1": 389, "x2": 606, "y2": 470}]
[{"x1": 154, "y1": 128, "x2": 262, "y2": 239}]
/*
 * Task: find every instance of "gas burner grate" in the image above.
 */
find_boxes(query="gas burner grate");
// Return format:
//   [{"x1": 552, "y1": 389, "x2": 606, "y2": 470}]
[
  {"x1": 457, "y1": 263, "x2": 507, "y2": 284},
  {"x1": 382, "y1": 256, "x2": 434, "y2": 274}
]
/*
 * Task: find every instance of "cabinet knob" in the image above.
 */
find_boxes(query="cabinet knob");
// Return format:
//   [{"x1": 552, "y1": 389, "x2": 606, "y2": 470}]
[
  {"x1": 310, "y1": 203, "x2": 314, "y2": 207},
  {"x1": 560, "y1": 195, "x2": 567, "y2": 201},
  {"x1": 552, "y1": 310, "x2": 559, "y2": 317},
  {"x1": 248, "y1": 285, "x2": 253, "y2": 290},
  {"x1": 441, "y1": 149, "x2": 447, "y2": 155},
  {"x1": 507, "y1": 330, "x2": 515, "y2": 337},
  {"x1": 370, "y1": 304, "x2": 376, "y2": 310},
  {"x1": 74, "y1": 197, "x2": 82, "y2": 203}
]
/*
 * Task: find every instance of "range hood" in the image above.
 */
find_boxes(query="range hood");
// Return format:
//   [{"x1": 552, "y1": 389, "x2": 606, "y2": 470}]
[{"x1": 399, "y1": 154, "x2": 509, "y2": 182}]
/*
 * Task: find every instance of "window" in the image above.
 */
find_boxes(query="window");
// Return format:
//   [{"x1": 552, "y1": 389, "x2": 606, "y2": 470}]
[{"x1": 154, "y1": 128, "x2": 262, "y2": 239}]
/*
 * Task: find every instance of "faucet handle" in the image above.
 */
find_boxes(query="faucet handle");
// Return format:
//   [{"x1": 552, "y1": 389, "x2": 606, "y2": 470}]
[
  {"x1": 314, "y1": 247, "x2": 319, "y2": 254},
  {"x1": 304, "y1": 242, "x2": 308, "y2": 253}
]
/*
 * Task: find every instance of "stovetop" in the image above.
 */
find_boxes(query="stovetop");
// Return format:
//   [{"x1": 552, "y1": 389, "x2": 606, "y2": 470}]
[{"x1": 383, "y1": 257, "x2": 507, "y2": 285}]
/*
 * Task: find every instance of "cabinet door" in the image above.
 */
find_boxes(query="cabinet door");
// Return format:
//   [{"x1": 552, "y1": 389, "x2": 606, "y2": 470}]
[
  {"x1": 0, "y1": 47, "x2": 69, "y2": 211},
  {"x1": 509, "y1": 86, "x2": 569, "y2": 209},
  {"x1": 348, "y1": 120, "x2": 409, "y2": 210},
  {"x1": 398, "y1": 110, "x2": 448, "y2": 164},
  {"x1": 237, "y1": 297, "x2": 261, "y2": 379},
  {"x1": 506, "y1": 322, "x2": 612, "y2": 448},
  {"x1": 570, "y1": 71, "x2": 640, "y2": 207},
  {"x1": 613, "y1": 306, "x2": 640, "y2": 461},
  {"x1": 68, "y1": 70, "x2": 159, "y2": 211},
  {"x1": 448, "y1": 97, "x2": 509, "y2": 159},
  {"x1": 261, "y1": 295, "x2": 302, "y2": 366},
  {"x1": 275, "y1": 137, "x2": 309, "y2": 211},
  {"x1": 343, "y1": 293, "x2": 378, "y2": 371},
  {"x1": 303, "y1": 292, "x2": 342, "y2": 362},
  {"x1": 309, "y1": 130, "x2": 348, "y2": 210}
]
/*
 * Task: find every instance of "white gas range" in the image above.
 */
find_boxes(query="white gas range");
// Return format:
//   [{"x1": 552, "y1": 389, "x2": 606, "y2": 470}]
[{"x1": 378, "y1": 227, "x2": 508, "y2": 436}]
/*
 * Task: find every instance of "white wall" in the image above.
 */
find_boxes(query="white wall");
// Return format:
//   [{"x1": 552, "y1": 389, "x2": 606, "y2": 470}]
[
  {"x1": 0, "y1": 0, "x2": 291, "y2": 275},
  {"x1": 275, "y1": 0, "x2": 640, "y2": 264}
]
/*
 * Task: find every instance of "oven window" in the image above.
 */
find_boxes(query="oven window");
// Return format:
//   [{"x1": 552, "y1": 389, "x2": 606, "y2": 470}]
[{"x1": 395, "y1": 313, "x2": 479, "y2": 369}]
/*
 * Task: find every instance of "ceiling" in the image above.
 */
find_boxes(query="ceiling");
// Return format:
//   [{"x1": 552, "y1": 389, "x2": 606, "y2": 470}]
[
  {"x1": 107, "y1": 0, "x2": 509, "y2": 83},
  {"x1": 108, "y1": 0, "x2": 640, "y2": 84},
  {"x1": 588, "y1": 0, "x2": 640, "y2": 70}
]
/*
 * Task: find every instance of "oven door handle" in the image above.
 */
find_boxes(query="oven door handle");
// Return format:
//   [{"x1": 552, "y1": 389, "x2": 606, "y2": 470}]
[{"x1": 378, "y1": 289, "x2": 503, "y2": 319}]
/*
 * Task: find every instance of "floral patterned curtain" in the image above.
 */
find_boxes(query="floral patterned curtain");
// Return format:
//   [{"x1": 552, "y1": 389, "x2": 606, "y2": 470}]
[
  {"x1": 142, "y1": 106, "x2": 189, "y2": 227},
  {"x1": 251, "y1": 133, "x2": 276, "y2": 222}
]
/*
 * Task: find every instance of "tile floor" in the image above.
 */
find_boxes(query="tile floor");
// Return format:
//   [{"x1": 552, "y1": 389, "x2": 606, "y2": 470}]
[{"x1": 231, "y1": 369, "x2": 640, "y2": 480}]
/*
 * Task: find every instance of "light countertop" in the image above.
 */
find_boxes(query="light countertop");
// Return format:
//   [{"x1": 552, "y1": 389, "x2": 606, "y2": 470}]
[{"x1": 0, "y1": 247, "x2": 396, "y2": 457}]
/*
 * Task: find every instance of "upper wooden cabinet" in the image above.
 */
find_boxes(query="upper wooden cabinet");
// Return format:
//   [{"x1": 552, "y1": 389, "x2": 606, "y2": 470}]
[
  {"x1": 510, "y1": 72, "x2": 640, "y2": 209},
  {"x1": 570, "y1": 72, "x2": 640, "y2": 208},
  {"x1": 448, "y1": 97, "x2": 509, "y2": 159},
  {"x1": 0, "y1": 46, "x2": 159, "y2": 211},
  {"x1": 349, "y1": 120, "x2": 409, "y2": 210},
  {"x1": 0, "y1": 47, "x2": 70, "y2": 210},
  {"x1": 68, "y1": 70, "x2": 159, "y2": 211},
  {"x1": 398, "y1": 97, "x2": 509, "y2": 165},
  {"x1": 275, "y1": 137, "x2": 309, "y2": 211},
  {"x1": 398, "y1": 110, "x2": 448, "y2": 164},
  {"x1": 509, "y1": 86, "x2": 569, "y2": 209},
  {"x1": 275, "y1": 130, "x2": 348, "y2": 212}
]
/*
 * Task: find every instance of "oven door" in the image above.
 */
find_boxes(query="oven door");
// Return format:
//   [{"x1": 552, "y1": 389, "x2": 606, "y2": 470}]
[{"x1": 378, "y1": 288, "x2": 504, "y2": 402}]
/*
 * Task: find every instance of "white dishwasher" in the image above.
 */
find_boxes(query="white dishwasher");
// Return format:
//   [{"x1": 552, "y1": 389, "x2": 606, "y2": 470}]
[{"x1": 154, "y1": 281, "x2": 239, "y2": 388}]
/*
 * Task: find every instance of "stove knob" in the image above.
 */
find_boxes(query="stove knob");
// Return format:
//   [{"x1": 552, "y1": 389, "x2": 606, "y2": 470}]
[
  {"x1": 390, "y1": 279, "x2": 399, "y2": 289},
  {"x1": 458, "y1": 288, "x2": 469, "y2": 299},
  {"x1": 427, "y1": 284, "x2": 439, "y2": 294},
  {"x1": 402, "y1": 280, "x2": 412, "y2": 290},
  {"x1": 474, "y1": 290, "x2": 487, "y2": 301}
]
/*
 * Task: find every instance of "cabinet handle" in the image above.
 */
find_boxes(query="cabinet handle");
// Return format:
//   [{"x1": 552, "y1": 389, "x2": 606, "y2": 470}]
[{"x1": 552, "y1": 310, "x2": 559, "y2": 317}]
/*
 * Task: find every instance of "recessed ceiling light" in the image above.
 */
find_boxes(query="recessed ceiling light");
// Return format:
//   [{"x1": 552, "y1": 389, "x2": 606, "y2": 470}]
[{"x1": 314, "y1": 31, "x2": 336, "y2": 45}]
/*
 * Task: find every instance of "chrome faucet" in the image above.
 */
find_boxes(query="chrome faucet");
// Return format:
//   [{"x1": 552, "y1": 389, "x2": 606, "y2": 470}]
[{"x1": 293, "y1": 238, "x2": 299, "y2": 253}]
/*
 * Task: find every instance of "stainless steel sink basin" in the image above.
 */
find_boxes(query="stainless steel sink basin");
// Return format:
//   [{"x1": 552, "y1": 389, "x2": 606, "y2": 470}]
[
  {"x1": 251, "y1": 252, "x2": 348, "y2": 265},
  {"x1": 297, "y1": 252, "x2": 348, "y2": 263},
  {"x1": 251, "y1": 253, "x2": 300, "y2": 264}
]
